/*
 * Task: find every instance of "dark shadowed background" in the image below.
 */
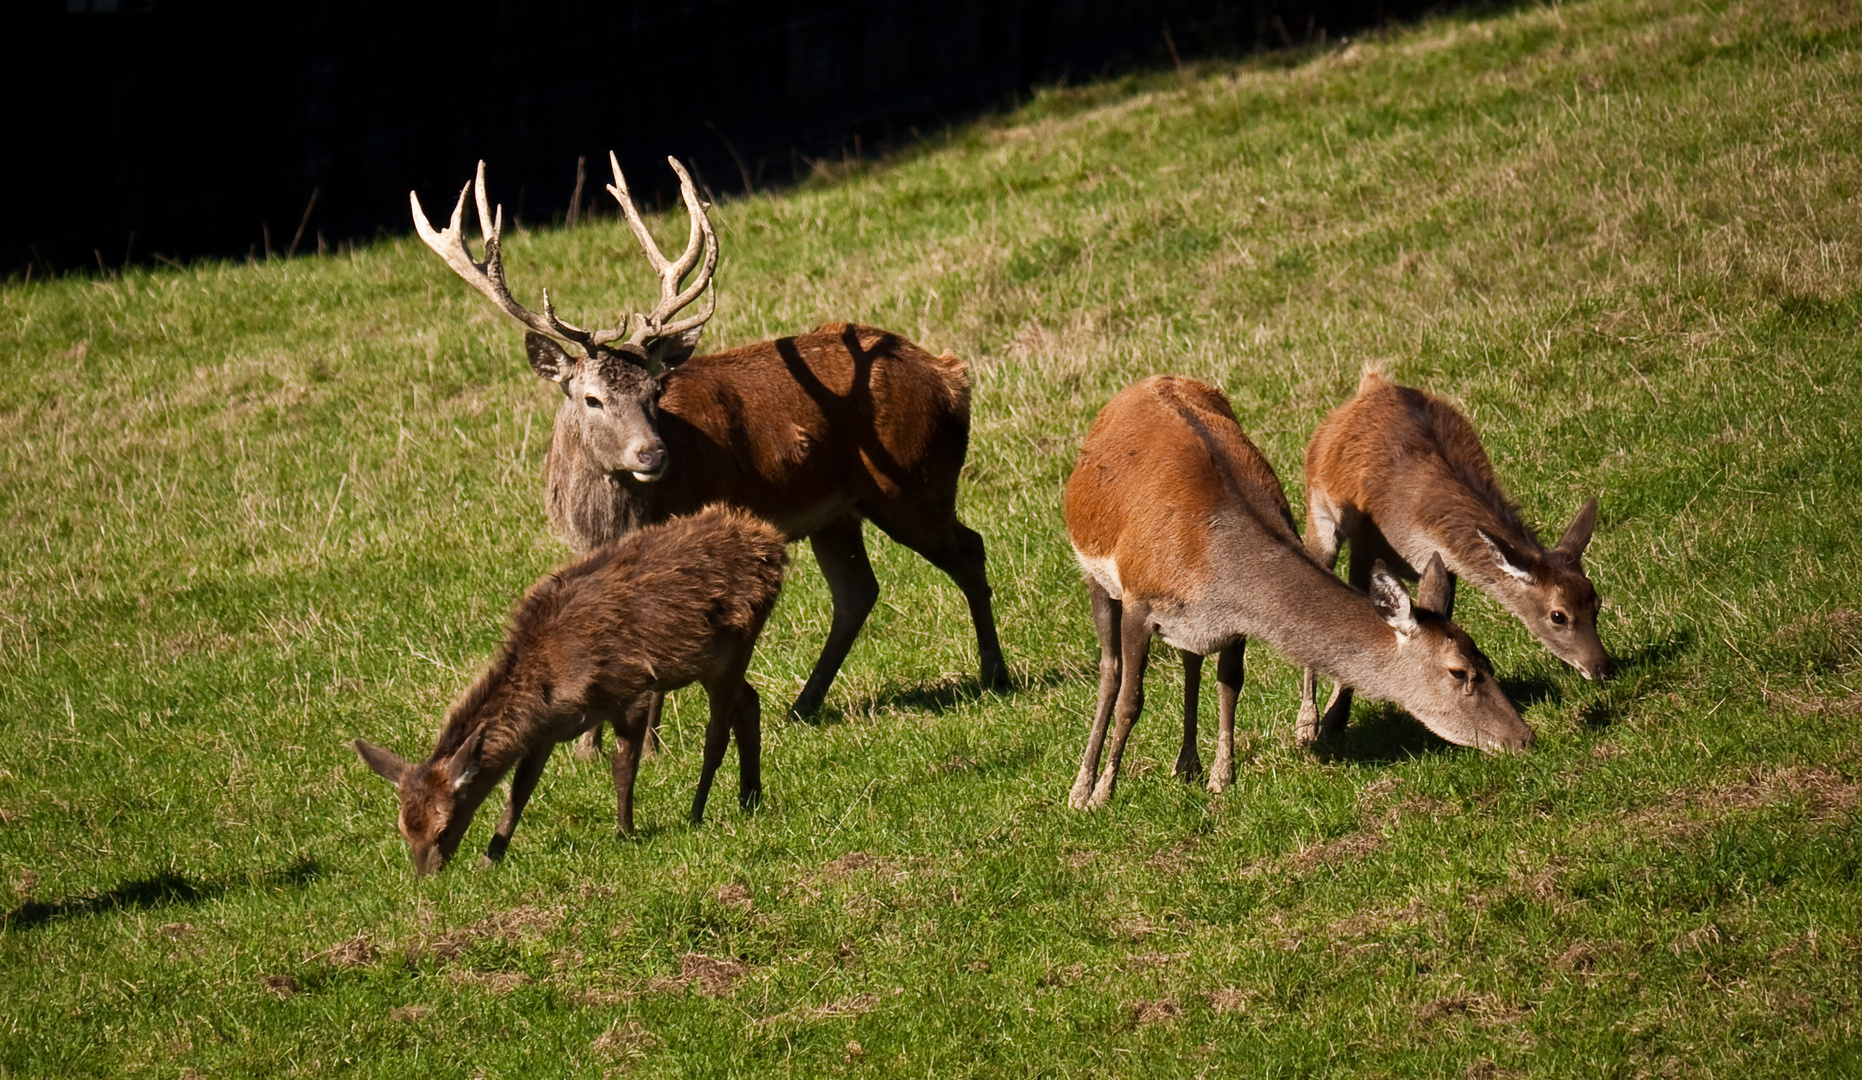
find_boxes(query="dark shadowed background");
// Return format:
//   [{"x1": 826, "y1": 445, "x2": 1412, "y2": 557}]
[{"x1": 13, "y1": 0, "x2": 1424, "y2": 274}]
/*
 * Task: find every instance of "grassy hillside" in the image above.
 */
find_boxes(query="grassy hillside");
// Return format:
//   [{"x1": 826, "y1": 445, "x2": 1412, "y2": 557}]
[{"x1": 4, "y1": 0, "x2": 1861, "y2": 1074}]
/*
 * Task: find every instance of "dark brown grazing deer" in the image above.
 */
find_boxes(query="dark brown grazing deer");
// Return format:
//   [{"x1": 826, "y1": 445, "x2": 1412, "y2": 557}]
[
  {"x1": 352, "y1": 505, "x2": 786, "y2": 875},
  {"x1": 411, "y1": 156, "x2": 1006, "y2": 737},
  {"x1": 1299, "y1": 368, "x2": 1610, "y2": 739},
  {"x1": 1063, "y1": 375, "x2": 1532, "y2": 809}
]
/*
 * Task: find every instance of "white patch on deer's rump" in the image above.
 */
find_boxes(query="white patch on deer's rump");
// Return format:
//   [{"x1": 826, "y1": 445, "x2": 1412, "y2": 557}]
[{"x1": 1072, "y1": 548, "x2": 1123, "y2": 600}]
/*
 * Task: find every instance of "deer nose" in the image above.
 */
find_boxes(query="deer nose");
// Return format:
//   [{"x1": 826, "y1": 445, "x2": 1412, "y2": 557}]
[
  {"x1": 1587, "y1": 656, "x2": 1615, "y2": 681},
  {"x1": 633, "y1": 446, "x2": 667, "y2": 475}
]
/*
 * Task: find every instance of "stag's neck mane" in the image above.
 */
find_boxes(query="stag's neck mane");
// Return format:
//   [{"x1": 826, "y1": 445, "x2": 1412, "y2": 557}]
[{"x1": 545, "y1": 427, "x2": 659, "y2": 553}]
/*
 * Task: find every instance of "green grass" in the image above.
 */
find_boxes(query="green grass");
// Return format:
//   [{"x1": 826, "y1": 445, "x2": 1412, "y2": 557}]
[{"x1": 5, "y1": 0, "x2": 1862, "y2": 1074}]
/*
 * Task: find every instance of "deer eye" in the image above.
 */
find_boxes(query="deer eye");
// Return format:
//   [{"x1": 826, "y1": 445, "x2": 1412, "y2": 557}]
[
  {"x1": 585, "y1": 396, "x2": 604, "y2": 409},
  {"x1": 1550, "y1": 610, "x2": 1568, "y2": 626},
  {"x1": 1449, "y1": 668, "x2": 1469, "y2": 682}
]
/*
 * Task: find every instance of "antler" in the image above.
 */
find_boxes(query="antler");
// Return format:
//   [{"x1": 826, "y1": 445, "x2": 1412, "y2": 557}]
[
  {"x1": 607, "y1": 153, "x2": 718, "y2": 347},
  {"x1": 410, "y1": 162, "x2": 630, "y2": 353}
]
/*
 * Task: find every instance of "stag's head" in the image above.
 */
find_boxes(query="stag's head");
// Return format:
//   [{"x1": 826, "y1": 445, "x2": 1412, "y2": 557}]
[
  {"x1": 411, "y1": 154, "x2": 718, "y2": 484},
  {"x1": 1373, "y1": 554, "x2": 1535, "y2": 752},
  {"x1": 1478, "y1": 497, "x2": 1613, "y2": 681},
  {"x1": 353, "y1": 735, "x2": 486, "y2": 876}
]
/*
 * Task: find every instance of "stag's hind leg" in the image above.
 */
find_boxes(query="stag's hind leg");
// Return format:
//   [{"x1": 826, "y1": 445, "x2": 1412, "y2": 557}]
[
  {"x1": 790, "y1": 516, "x2": 879, "y2": 721},
  {"x1": 869, "y1": 510, "x2": 1008, "y2": 694}
]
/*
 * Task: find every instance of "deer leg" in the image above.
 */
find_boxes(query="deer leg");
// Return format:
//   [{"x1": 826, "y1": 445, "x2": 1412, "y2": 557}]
[
  {"x1": 572, "y1": 716, "x2": 603, "y2": 761},
  {"x1": 1087, "y1": 600, "x2": 1153, "y2": 811},
  {"x1": 691, "y1": 678, "x2": 738, "y2": 825},
  {"x1": 1209, "y1": 640, "x2": 1245, "y2": 793},
  {"x1": 731, "y1": 679, "x2": 762, "y2": 812},
  {"x1": 791, "y1": 517, "x2": 878, "y2": 720},
  {"x1": 609, "y1": 701, "x2": 651, "y2": 837},
  {"x1": 641, "y1": 691, "x2": 666, "y2": 758},
  {"x1": 879, "y1": 517, "x2": 1009, "y2": 692},
  {"x1": 482, "y1": 745, "x2": 551, "y2": 865},
  {"x1": 1070, "y1": 580, "x2": 1122, "y2": 810},
  {"x1": 1312, "y1": 540, "x2": 1376, "y2": 743},
  {"x1": 1298, "y1": 504, "x2": 1346, "y2": 742},
  {"x1": 1175, "y1": 650, "x2": 1204, "y2": 781}
]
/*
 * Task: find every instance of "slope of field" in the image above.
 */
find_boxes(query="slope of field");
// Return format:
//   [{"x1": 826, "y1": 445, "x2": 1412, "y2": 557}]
[{"x1": 3, "y1": 0, "x2": 1860, "y2": 1074}]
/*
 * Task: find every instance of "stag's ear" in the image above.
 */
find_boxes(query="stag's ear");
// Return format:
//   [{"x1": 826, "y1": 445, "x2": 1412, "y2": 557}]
[
  {"x1": 1553, "y1": 497, "x2": 1599, "y2": 561},
  {"x1": 353, "y1": 739, "x2": 411, "y2": 786},
  {"x1": 1370, "y1": 560, "x2": 1420, "y2": 637},
  {"x1": 1479, "y1": 530, "x2": 1536, "y2": 584},
  {"x1": 1414, "y1": 552, "x2": 1454, "y2": 616},
  {"x1": 525, "y1": 332, "x2": 577, "y2": 383},
  {"x1": 443, "y1": 730, "x2": 485, "y2": 791},
  {"x1": 644, "y1": 323, "x2": 704, "y2": 370}
]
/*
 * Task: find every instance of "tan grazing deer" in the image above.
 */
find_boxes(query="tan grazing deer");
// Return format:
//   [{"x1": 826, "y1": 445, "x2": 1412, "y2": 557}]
[
  {"x1": 1062, "y1": 376, "x2": 1531, "y2": 810},
  {"x1": 352, "y1": 505, "x2": 786, "y2": 875},
  {"x1": 1299, "y1": 368, "x2": 1610, "y2": 739},
  {"x1": 411, "y1": 156, "x2": 1006, "y2": 735}
]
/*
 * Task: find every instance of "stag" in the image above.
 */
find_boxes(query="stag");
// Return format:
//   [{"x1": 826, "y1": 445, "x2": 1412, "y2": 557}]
[
  {"x1": 1063, "y1": 376, "x2": 1531, "y2": 809},
  {"x1": 411, "y1": 156, "x2": 1006, "y2": 739},
  {"x1": 353, "y1": 506, "x2": 786, "y2": 875},
  {"x1": 1299, "y1": 368, "x2": 1610, "y2": 738}
]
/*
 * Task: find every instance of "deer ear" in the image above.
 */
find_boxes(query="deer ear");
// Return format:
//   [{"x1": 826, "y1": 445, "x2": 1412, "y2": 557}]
[
  {"x1": 353, "y1": 739, "x2": 411, "y2": 786},
  {"x1": 443, "y1": 730, "x2": 486, "y2": 791},
  {"x1": 1479, "y1": 530, "x2": 1535, "y2": 584},
  {"x1": 1414, "y1": 552, "x2": 1454, "y2": 615},
  {"x1": 1369, "y1": 560, "x2": 1419, "y2": 636},
  {"x1": 644, "y1": 323, "x2": 703, "y2": 370},
  {"x1": 1553, "y1": 497, "x2": 1599, "y2": 561},
  {"x1": 525, "y1": 332, "x2": 576, "y2": 383}
]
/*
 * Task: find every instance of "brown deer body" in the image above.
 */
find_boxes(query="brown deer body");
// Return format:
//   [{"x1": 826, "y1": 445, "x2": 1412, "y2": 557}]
[
  {"x1": 353, "y1": 505, "x2": 786, "y2": 875},
  {"x1": 1063, "y1": 376, "x2": 1531, "y2": 809},
  {"x1": 413, "y1": 158, "x2": 1005, "y2": 728},
  {"x1": 1299, "y1": 369, "x2": 1610, "y2": 739}
]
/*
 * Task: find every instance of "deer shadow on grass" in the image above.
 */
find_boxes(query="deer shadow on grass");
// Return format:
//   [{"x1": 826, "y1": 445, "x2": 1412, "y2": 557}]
[
  {"x1": 1567, "y1": 626, "x2": 1698, "y2": 730},
  {"x1": 3, "y1": 855, "x2": 322, "y2": 931},
  {"x1": 798, "y1": 665, "x2": 1071, "y2": 729}
]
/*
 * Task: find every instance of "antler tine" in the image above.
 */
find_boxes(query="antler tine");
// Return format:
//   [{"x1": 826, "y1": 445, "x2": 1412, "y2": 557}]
[
  {"x1": 411, "y1": 162, "x2": 620, "y2": 354},
  {"x1": 606, "y1": 153, "x2": 720, "y2": 345}
]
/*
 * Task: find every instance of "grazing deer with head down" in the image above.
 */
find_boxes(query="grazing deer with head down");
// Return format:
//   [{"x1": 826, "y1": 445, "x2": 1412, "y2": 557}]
[
  {"x1": 1063, "y1": 376, "x2": 1531, "y2": 809},
  {"x1": 1298, "y1": 368, "x2": 1610, "y2": 740},
  {"x1": 353, "y1": 505, "x2": 786, "y2": 875},
  {"x1": 411, "y1": 156, "x2": 1006, "y2": 737}
]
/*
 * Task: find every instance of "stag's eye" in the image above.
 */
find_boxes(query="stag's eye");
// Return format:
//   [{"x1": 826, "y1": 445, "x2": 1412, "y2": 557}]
[
  {"x1": 1550, "y1": 610, "x2": 1568, "y2": 626},
  {"x1": 585, "y1": 396, "x2": 604, "y2": 410},
  {"x1": 1449, "y1": 668, "x2": 1469, "y2": 682}
]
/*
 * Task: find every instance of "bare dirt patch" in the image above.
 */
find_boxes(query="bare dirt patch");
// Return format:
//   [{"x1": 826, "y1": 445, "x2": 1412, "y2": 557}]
[
  {"x1": 1132, "y1": 998, "x2": 1182, "y2": 1025},
  {"x1": 716, "y1": 883, "x2": 753, "y2": 912},
  {"x1": 259, "y1": 974, "x2": 299, "y2": 1000},
  {"x1": 1207, "y1": 987, "x2": 1256, "y2": 1015}
]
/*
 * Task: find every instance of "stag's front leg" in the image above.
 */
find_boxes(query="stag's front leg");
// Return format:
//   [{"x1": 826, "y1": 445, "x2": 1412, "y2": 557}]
[
  {"x1": 1209, "y1": 641, "x2": 1245, "y2": 793},
  {"x1": 1174, "y1": 650, "x2": 1204, "y2": 781},
  {"x1": 1086, "y1": 599, "x2": 1153, "y2": 810},
  {"x1": 791, "y1": 517, "x2": 878, "y2": 720},
  {"x1": 1070, "y1": 580, "x2": 1122, "y2": 810},
  {"x1": 484, "y1": 746, "x2": 552, "y2": 865}
]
